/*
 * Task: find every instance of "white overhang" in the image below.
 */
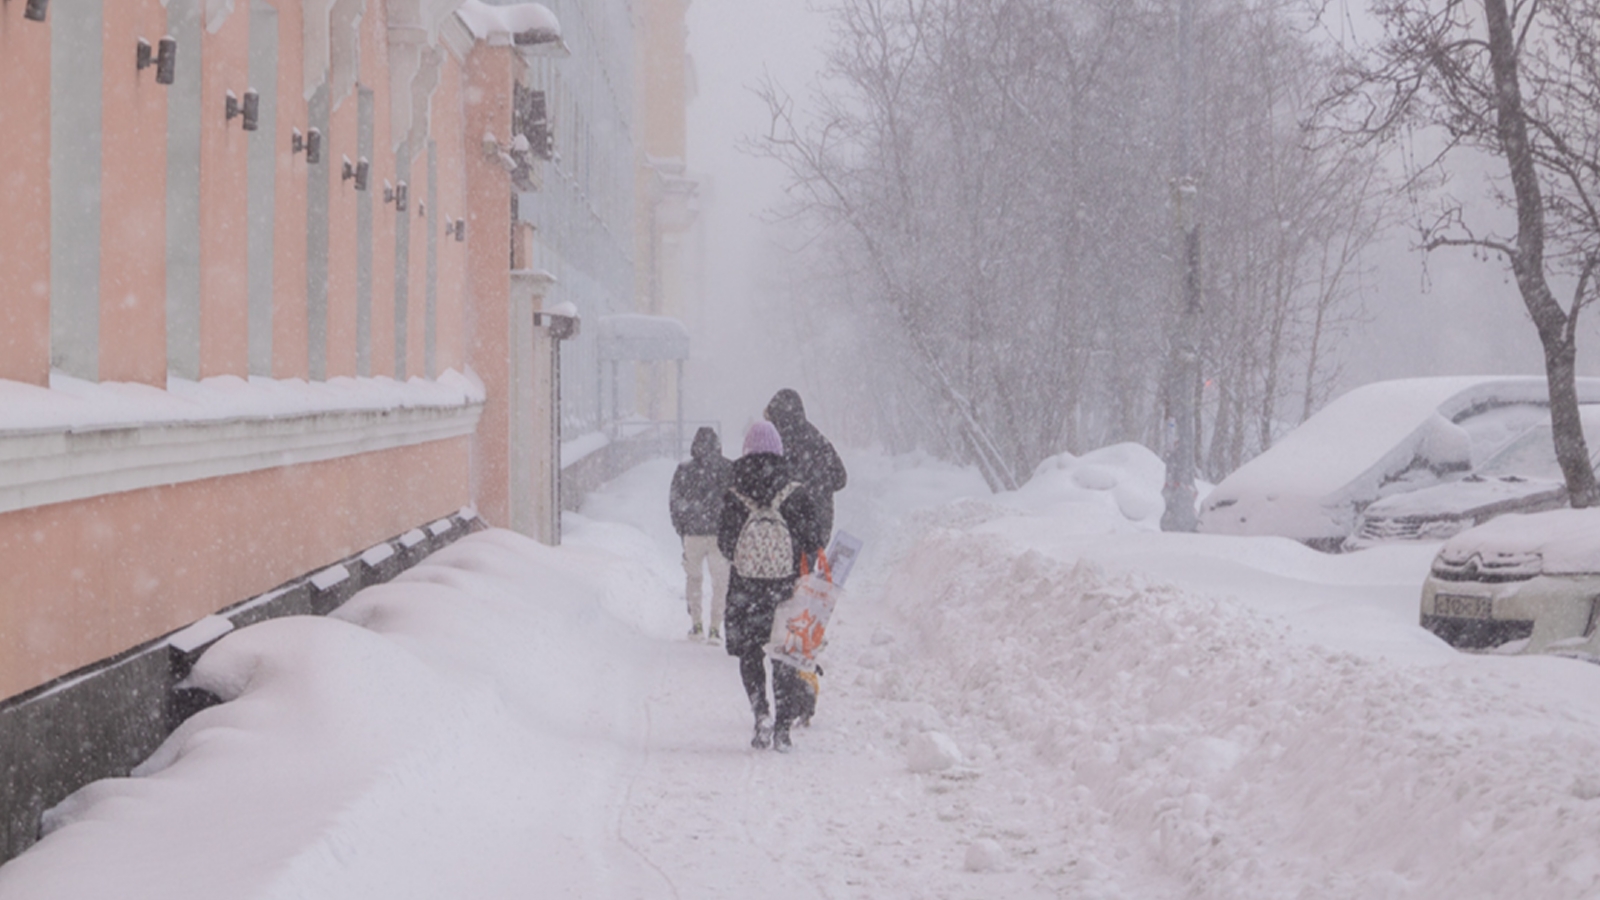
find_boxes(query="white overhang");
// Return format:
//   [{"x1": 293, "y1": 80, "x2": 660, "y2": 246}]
[
  {"x1": 596, "y1": 315, "x2": 691, "y2": 363},
  {"x1": 454, "y1": 0, "x2": 564, "y2": 52}
]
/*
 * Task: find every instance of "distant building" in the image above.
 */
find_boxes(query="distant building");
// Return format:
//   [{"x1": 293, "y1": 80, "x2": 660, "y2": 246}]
[
  {"x1": 634, "y1": 0, "x2": 700, "y2": 425},
  {"x1": 511, "y1": 0, "x2": 639, "y2": 435}
]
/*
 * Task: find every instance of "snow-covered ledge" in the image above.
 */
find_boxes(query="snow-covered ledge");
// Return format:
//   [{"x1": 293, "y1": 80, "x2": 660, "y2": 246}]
[{"x1": 0, "y1": 370, "x2": 485, "y2": 516}]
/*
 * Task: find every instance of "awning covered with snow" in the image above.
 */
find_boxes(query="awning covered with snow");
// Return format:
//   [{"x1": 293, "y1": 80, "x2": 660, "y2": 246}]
[
  {"x1": 595, "y1": 315, "x2": 690, "y2": 363},
  {"x1": 454, "y1": 0, "x2": 562, "y2": 48}
]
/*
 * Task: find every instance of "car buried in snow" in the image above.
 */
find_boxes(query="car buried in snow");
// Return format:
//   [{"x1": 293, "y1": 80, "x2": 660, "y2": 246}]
[
  {"x1": 1421, "y1": 507, "x2": 1600, "y2": 657},
  {"x1": 1198, "y1": 376, "x2": 1600, "y2": 551},
  {"x1": 1343, "y1": 416, "x2": 1600, "y2": 551}
]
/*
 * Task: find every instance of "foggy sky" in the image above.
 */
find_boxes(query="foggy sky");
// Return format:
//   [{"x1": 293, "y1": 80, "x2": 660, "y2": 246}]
[{"x1": 682, "y1": 0, "x2": 1600, "y2": 453}]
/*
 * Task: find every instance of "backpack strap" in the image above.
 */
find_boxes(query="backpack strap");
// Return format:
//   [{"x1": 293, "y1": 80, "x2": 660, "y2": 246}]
[
  {"x1": 731, "y1": 489, "x2": 757, "y2": 512},
  {"x1": 772, "y1": 481, "x2": 800, "y2": 509}
]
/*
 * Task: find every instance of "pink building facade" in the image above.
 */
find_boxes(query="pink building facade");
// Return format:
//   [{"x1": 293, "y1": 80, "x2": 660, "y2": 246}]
[{"x1": 0, "y1": 0, "x2": 570, "y2": 859}]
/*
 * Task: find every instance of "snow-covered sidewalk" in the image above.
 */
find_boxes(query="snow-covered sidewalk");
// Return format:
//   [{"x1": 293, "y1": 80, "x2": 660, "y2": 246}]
[{"x1": 5, "y1": 448, "x2": 1600, "y2": 899}]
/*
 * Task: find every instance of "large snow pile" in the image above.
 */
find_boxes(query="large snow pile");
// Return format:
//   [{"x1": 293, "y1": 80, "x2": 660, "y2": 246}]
[
  {"x1": 0, "y1": 531, "x2": 673, "y2": 899},
  {"x1": 871, "y1": 525, "x2": 1600, "y2": 896},
  {"x1": 1000, "y1": 442, "x2": 1167, "y2": 529}
]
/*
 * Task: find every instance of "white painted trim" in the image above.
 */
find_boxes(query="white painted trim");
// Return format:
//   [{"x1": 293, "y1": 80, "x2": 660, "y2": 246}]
[{"x1": 0, "y1": 403, "x2": 481, "y2": 516}]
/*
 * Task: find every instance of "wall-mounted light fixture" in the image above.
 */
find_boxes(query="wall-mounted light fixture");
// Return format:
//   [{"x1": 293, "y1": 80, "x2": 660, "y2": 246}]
[
  {"x1": 342, "y1": 156, "x2": 370, "y2": 191},
  {"x1": 416, "y1": 202, "x2": 425, "y2": 218},
  {"x1": 395, "y1": 182, "x2": 408, "y2": 213},
  {"x1": 157, "y1": 36, "x2": 177, "y2": 85},
  {"x1": 241, "y1": 90, "x2": 259, "y2": 130},
  {"x1": 447, "y1": 218, "x2": 465, "y2": 242},
  {"x1": 382, "y1": 180, "x2": 395, "y2": 204},
  {"x1": 292, "y1": 127, "x2": 322, "y2": 164},
  {"x1": 23, "y1": 0, "x2": 48, "y2": 22},
  {"x1": 137, "y1": 36, "x2": 177, "y2": 85},
  {"x1": 225, "y1": 89, "x2": 260, "y2": 130}
]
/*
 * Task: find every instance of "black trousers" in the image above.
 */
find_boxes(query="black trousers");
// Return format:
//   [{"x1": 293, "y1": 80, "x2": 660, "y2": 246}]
[
  {"x1": 726, "y1": 573, "x2": 807, "y2": 730},
  {"x1": 737, "y1": 646, "x2": 806, "y2": 730}
]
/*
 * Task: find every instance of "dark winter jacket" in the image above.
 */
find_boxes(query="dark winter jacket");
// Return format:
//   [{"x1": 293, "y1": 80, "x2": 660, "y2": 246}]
[
  {"x1": 718, "y1": 452, "x2": 825, "y2": 657},
  {"x1": 670, "y1": 427, "x2": 732, "y2": 536},
  {"x1": 718, "y1": 452, "x2": 826, "y2": 572},
  {"x1": 764, "y1": 390, "x2": 848, "y2": 541}
]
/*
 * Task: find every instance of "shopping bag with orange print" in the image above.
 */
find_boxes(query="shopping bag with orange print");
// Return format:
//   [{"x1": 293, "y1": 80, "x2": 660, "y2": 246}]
[{"x1": 765, "y1": 531, "x2": 863, "y2": 672}]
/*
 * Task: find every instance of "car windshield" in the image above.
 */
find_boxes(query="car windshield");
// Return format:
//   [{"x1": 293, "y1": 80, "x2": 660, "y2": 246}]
[{"x1": 1478, "y1": 408, "x2": 1600, "y2": 479}]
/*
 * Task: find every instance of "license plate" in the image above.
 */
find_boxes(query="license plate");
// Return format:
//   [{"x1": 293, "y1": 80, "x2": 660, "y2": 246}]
[{"x1": 1435, "y1": 593, "x2": 1492, "y2": 619}]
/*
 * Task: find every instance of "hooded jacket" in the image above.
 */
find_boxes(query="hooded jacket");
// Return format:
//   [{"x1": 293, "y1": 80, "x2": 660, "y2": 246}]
[
  {"x1": 670, "y1": 427, "x2": 733, "y2": 536},
  {"x1": 764, "y1": 389, "x2": 848, "y2": 539}
]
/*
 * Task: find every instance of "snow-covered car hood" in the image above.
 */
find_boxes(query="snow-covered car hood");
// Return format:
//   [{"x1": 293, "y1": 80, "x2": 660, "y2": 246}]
[
  {"x1": 1361, "y1": 475, "x2": 1565, "y2": 520},
  {"x1": 1436, "y1": 507, "x2": 1600, "y2": 576}
]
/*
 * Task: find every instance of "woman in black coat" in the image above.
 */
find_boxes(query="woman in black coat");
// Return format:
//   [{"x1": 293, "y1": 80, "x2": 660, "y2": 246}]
[{"x1": 719, "y1": 421, "x2": 825, "y2": 752}]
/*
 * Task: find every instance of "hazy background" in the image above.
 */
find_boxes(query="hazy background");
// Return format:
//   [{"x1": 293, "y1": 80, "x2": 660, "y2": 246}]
[{"x1": 681, "y1": 0, "x2": 1600, "y2": 454}]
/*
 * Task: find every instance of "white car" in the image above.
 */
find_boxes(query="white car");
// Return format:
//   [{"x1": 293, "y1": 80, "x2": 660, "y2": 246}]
[
  {"x1": 1199, "y1": 376, "x2": 1600, "y2": 550},
  {"x1": 1345, "y1": 419, "x2": 1600, "y2": 549},
  {"x1": 1420, "y1": 507, "x2": 1600, "y2": 655}
]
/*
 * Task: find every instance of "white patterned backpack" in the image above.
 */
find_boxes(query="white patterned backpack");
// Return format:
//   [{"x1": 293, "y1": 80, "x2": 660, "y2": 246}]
[{"x1": 731, "y1": 482, "x2": 801, "y2": 579}]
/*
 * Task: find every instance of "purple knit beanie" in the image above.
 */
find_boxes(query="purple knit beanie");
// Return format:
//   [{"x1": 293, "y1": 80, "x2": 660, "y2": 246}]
[{"x1": 743, "y1": 420, "x2": 784, "y2": 457}]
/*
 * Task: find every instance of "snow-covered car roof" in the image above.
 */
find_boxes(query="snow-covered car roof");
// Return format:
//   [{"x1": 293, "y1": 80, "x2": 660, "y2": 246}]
[
  {"x1": 1438, "y1": 507, "x2": 1600, "y2": 575},
  {"x1": 1198, "y1": 376, "x2": 1600, "y2": 543}
]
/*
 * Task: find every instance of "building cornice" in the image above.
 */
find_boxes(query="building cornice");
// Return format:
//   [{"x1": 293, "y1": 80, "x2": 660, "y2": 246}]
[{"x1": 0, "y1": 402, "x2": 482, "y2": 516}]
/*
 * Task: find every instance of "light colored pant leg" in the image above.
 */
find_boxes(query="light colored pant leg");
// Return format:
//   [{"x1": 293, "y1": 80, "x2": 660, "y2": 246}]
[
  {"x1": 682, "y1": 536, "x2": 704, "y2": 626},
  {"x1": 707, "y1": 543, "x2": 730, "y2": 631}
]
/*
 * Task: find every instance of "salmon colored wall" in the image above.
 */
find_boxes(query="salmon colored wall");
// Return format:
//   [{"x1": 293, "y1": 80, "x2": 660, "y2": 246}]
[
  {"x1": 98, "y1": 0, "x2": 170, "y2": 386},
  {"x1": 464, "y1": 46, "x2": 513, "y2": 526},
  {"x1": 199, "y1": 9, "x2": 252, "y2": 378},
  {"x1": 0, "y1": 434, "x2": 473, "y2": 699},
  {"x1": 363, "y1": 7, "x2": 396, "y2": 378},
  {"x1": 433, "y1": 54, "x2": 468, "y2": 376},
  {"x1": 0, "y1": 8, "x2": 52, "y2": 387},
  {"x1": 326, "y1": 80, "x2": 360, "y2": 378},
  {"x1": 269, "y1": 0, "x2": 310, "y2": 380},
  {"x1": 407, "y1": 150, "x2": 428, "y2": 380}
]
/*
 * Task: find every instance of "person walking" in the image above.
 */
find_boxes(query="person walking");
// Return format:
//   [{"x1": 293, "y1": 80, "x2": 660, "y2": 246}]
[
  {"x1": 719, "y1": 421, "x2": 825, "y2": 752},
  {"x1": 670, "y1": 426, "x2": 733, "y2": 641},
  {"x1": 764, "y1": 389, "x2": 848, "y2": 540}
]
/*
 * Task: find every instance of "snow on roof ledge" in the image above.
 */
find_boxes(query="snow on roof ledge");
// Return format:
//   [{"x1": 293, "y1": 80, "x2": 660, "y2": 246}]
[{"x1": 454, "y1": 0, "x2": 562, "y2": 48}]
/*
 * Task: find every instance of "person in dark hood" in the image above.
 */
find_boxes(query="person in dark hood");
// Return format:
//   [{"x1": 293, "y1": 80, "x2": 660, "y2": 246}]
[
  {"x1": 670, "y1": 426, "x2": 733, "y2": 641},
  {"x1": 719, "y1": 421, "x2": 825, "y2": 752},
  {"x1": 764, "y1": 389, "x2": 848, "y2": 541}
]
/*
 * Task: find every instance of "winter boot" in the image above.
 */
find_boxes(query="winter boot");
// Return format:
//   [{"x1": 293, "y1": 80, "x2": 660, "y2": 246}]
[
  {"x1": 707, "y1": 625, "x2": 721, "y2": 644},
  {"x1": 751, "y1": 714, "x2": 773, "y2": 750},
  {"x1": 772, "y1": 725, "x2": 792, "y2": 753},
  {"x1": 688, "y1": 622, "x2": 703, "y2": 639}
]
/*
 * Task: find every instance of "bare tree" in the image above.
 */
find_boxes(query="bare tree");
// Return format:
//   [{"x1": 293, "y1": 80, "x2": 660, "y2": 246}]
[
  {"x1": 754, "y1": 0, "x2": 1387, "y2": 483},
  {"x1": 1323, "y1": 0, "x2": 1600, "y2": 506}
]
